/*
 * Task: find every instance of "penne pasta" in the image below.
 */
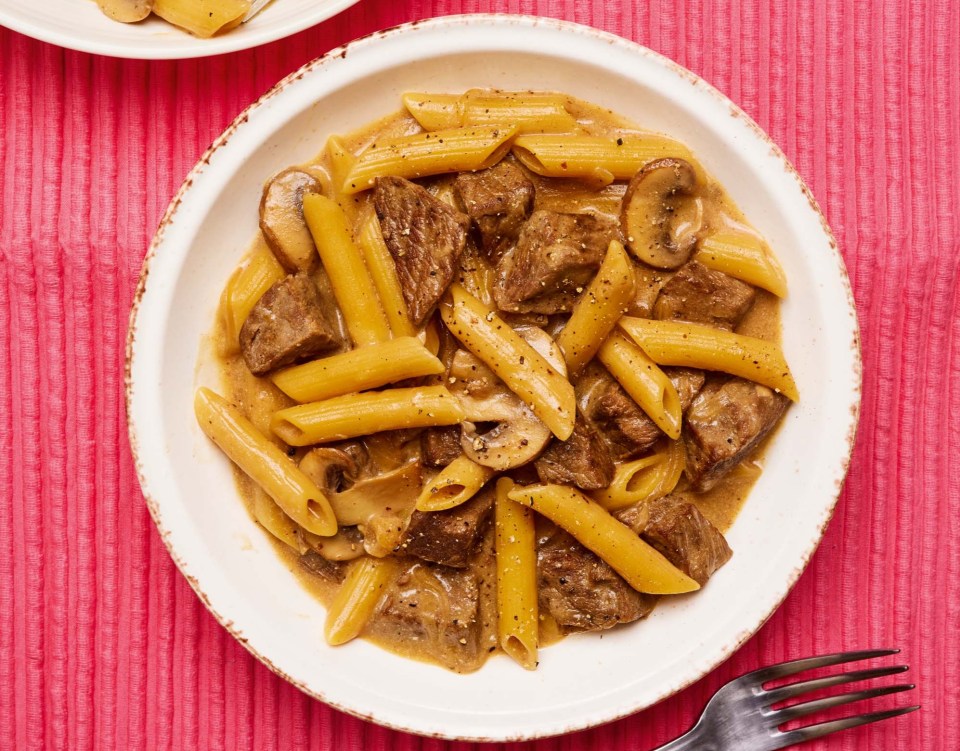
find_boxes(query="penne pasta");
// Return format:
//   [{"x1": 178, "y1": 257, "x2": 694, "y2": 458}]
[
  {"x1": 696, "y1": 232, "x2": 788, "y2": 297},
  {"x1": 403, "y1": 90, "x2": 579, "y2": 134},
  {"x1": 341, "y1": 125, "x2": 517, "y2": 194},
  {"x1": 415, "y1": 455, "x2": 496, "y2": 512},
  {"x1": 249, "y1": 487, "x2": 301, "y2": 549},
  {"x1": 557, "y1": 240, "x2": 637, "y2": 375},
  {"x1": 494, "y1": 478, "x2": 538, "y2": 670},
  {"x1": 218, "y1": 242, "x2": 285, "y2": 355},
  {"x1": 324, "y1": 135, "x2": 357, "y2": 201},
  {"x1": 194, "y1": 387, "x2": 337, "y2": 536},
  {"x1": 618, "y1": 317, "x2": 800, "y2": 401},
  {"x1": 512, "y1": 134, "x2": 696, "y2": 187},
  {"x1": 301, "y1": 194, "x2": 391, "y2": 347},
  {"x1": 356, "y1": 213, "x2": 416, "y2": 337},
  {"x1": 598, "y1": 331, "x2": 683, "y2": 440},
  {"x1": 324, "y1": 557, "x2": 400, "y2": 646},
  {"x1": 152, "y1": 0, "x2": 250, "y2": 37},
  {"x1": 271, "y1": 337, "x2": 443, "y2": 403},
  {"x1": 440, "y1": 284, "x2": 576, "y2": 440},
  {"x1": 507, "y1": 483, "x2": 699, "y2": 594},
  {"x1": 592, "y1": 439, "x2": 686, "y2": 511},
  {"x1": 271, "y1": 385, "x2": 465, "y2": 446}
]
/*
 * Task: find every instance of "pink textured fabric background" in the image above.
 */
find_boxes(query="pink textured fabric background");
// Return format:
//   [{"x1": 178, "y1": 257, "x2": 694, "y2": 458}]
[{"x1": 1, "y1": 0, "x2": 958, "y2": 748}]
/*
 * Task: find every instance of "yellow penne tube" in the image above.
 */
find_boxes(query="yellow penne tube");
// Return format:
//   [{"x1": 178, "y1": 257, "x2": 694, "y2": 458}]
[
  {"x1": 507, "y1": 484, "x2": 699, "y2": 595},
  {"x1": 341, "y1": 125, "x2": 517, "y2": 194},
  {"x1": 152, "y1": 0, "x2": 249, "y2": 37},
  {"x1": 324, "y1": 135, "x2": 356, "y2": 200},
  {"x1": 415, "y1": 455, "x2": 495, "y2": 512},
  {"x1": 324, "y1": 557, "x2": 400, "y2": 646},
  {"x1": 250, "y1": 487, "x2": 300, "y2": 549},
  {"x1": 557, "y1": 240, "x2": 637, "y2": 375},
  {"x1": 592, "y1": 439, "x2": 686, "y2": 511},
  {"x1": 440, "y1": 284, "x2": 576, "y2": 440},
  {"x1": 618, "y1": 317, "x2": 800, "y2": 401},
  {"x1": 512, "y1": 134, "x2": 696, "y2": 187},
  {"x1": 598, "y1": 332, "x2": 683, "y2": 440},
  {"x1": 494, "y1": 478, "x2": 538, "y2": 670},
  {"x1": 301, "y1": 194, "x2": 390, "y2": 347},
  {"x1": 194, "y1": 388, "x2": 337, "y2": 536},
  {"x1": 403, "y1": 90, "x2": 579, "y2": 134},
  {"x1": 218, "y1": 243, "x2": 285, "y2": 355},
  {"x1": 271, "y1": 337, "x2": 443, "y2": 403},
  {"x1": 271, "y1": 385, "x2": 465, "y2": 446},
  {"x1": 696, "y1": 232, "x2": 788, "y2": 297},
  {"x1": 356, "y1": 213, "x2": 416, "y2": 337}
]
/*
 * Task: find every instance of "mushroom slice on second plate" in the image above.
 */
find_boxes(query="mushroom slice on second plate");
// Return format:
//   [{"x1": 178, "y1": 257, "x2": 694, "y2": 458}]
[
  {"x1": 621, "y1": 157, "x2": 704, "y2": 269},
  {"x1": 96, "y1": 0, "x2": 152, "y2": 21}
]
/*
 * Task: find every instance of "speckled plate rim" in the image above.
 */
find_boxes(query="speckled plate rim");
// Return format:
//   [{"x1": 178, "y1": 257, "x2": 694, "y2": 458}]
[
  {"x1": 0, "y1": 0, "x2": 359, "y2": 60},
  {"x1": 126, "y1": 14, "x2": 861, "y2": 741}
]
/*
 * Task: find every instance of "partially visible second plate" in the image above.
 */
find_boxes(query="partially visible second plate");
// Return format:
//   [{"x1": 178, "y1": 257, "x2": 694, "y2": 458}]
[{"x1": 0, "y1": 0, "x2": 360, "y2": 59}]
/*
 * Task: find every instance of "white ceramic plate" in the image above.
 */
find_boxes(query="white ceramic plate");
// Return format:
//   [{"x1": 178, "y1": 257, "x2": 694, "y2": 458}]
[
  {"x1": 126, "y1": 15, "x2": 861, "y2": 741},
  {"x1": 0, "y1": 0, "x2": 358, "y2": 59}
]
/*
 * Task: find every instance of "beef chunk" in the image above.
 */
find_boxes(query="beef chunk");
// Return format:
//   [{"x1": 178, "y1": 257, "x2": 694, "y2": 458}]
[
  {"x1": 454, "y1": 160, "x2": 535, "y2": 260},
  {"x1": 665, "y1": 367, "x2": 706, "y2": 412},
  {"x1": 654, "y1": 260, "x2": 756, "y2": 330},
  {"x1": 398, "y1": 489, "x2": 494, "y2": 568},
  {"x1": 640, "y1": 495, "x2": 732, "y2": 585},
  {"x1": 297, "y1": 551, "x2": 345, "y2": 583},
  {"x1": 373, "y1": 176, "x2": 470, "y2": 324},
  {"x1": 239, "y1": 273, "x2": 339, "y2": 375},
  {"x1": 371, "y1": 563, "x2": 482, "y2": 665},
  {"x1": 494, "y1": 210, "x2": 618, "y2": 314},
  {"x1": 538, "y1": 529, "x2": 656, "y2": 631},
  {"x1": 586, "y1": 377, "x2": 661, "y2": 460},
  {"x1": 535, "y1": 416, "x2": 615, "y2": 490},
  {"x1": 421, "y1": 426, "x2": 463, "y2": 468},
  {"x1": 684, "y1": 377, "x2": 789, "y2": 491}
]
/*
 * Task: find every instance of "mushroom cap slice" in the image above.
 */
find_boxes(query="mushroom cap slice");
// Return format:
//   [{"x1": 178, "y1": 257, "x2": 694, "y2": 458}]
[
  {"x1": 259, "y1": 168, "x2": 324, "y2": 272},
  {"x1": 448, "y1": 348, "x2": 553, "y2": 470},
  {"x1": 95, "y1": 0, "x2": 152, "y2": 22},
  {"x1": 621, "y1": 158, "x2": 703, "y2": 270}
]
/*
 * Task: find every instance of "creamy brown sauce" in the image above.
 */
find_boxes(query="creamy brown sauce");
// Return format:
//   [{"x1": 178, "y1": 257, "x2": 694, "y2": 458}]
[{"x1": 211, "y1": 93, "x2": 784, "y2": 673}]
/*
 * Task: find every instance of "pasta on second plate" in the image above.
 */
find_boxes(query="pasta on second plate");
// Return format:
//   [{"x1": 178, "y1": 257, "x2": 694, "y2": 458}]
[
  {"x1": 93, "y1": 0, "x2": 260, "y2": 38},
  {"x1": 197, "y1": 89, "x2": 796, "y2": 673}
]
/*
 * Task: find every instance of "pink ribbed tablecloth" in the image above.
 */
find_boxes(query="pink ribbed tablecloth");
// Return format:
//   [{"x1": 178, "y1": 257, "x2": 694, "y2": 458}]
[{"x1": 1, "y1": 1, "x2": 957, "y2": 748}]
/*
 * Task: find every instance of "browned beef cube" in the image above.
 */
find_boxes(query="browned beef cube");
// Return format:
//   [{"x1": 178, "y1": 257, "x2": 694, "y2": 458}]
[
  {"x1": 640, "y1": 495, "x2": 732, "y2": 586},
  {"x1": 665, "y1": 367, "x2": 706, "y2": 412},
  {"x1": 494, "y1": 210, "x2": 617, "y2": 314},
  {"x1": 373, "y1": 176, "x2": 470, "y2": 325},
  {"x1": 684, "y1": 377, "x2": 789, "y2": 491},
  {"x1": 454, "y1": 160, "x2": 535, "y2": 260},
  {"x1": 397, "y1": 489, "x2": 494, "y2": 568},
  {"x1": 654, "y1": 261, "x2": 756, "y2": 330},
  {"x1": 239, "y1": 273, "x2": 339, "y2": 375},
  {"x1": 421, "y1": 426, "x2": 463, "y2": 468},
  {"x1": 538, "y1": 529, "x2": 656, "y2": 631},
  {"x1": 369, "y1": 563, "x2": 483, "y2": 667},
  {"x1": 535, "y1": 415, "x2": 615, "y2": 490},
  {"x1": 587, "y1": 378, "x2": 661, "y2": 460},
  {"x1": 297, "y1": 551, "x2": 345, "y2": 583}
]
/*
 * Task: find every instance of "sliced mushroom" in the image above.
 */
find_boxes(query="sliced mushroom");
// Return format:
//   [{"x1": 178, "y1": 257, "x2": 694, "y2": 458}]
[
  {"x1": 513, "y1": 325, "x2": 568, "y2": 377},
  {"x1": 448, "y1": 350, "x2": 552, "y2": 470},
  {"x1": 326, "y1": 461, "x2": 422, "y2": 527},
  {"x1": 259, "y1": 168, "x2": 323, "y2": 272},
  {"x1": 95, "y1": 0, "x2": 152, "y2": 22},
  {"x1": 299, "y1": 446, "x2": 361, "y2": 493},
  {"x1": 621, "y1": 158, "x2": 703, "y2": 269}
]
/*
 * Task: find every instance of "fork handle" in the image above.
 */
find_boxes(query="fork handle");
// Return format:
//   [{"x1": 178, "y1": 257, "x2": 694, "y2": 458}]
[{"x1": 654, "y1": 726, "x2": 718, "y2": 751}]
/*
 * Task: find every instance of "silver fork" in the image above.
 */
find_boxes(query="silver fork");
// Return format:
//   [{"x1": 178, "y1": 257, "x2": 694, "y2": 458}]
[{"x1": 655, "y1": 649, "x2": 918, "y2": 750}]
